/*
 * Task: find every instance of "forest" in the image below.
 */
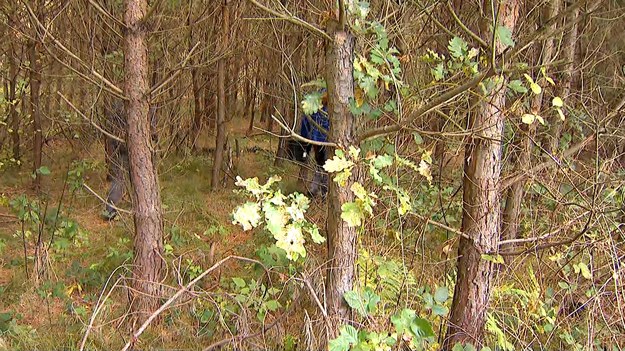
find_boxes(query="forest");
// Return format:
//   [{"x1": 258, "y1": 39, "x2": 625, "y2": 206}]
[{"x1": 0, "y1": 0, "x2": 624, "y2": 350}]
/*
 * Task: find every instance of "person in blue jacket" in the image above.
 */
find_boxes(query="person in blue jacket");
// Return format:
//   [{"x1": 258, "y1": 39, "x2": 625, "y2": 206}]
[{"x1": 300, "y1": 90, "x2": 329, "y2": 197}]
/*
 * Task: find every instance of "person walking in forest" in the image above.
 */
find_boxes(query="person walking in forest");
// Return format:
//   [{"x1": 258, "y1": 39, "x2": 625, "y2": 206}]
[
  {"x1": 300, "y1": 89, "x2": 329, "y2": 198},
  {"x1": 101, "y1": 99, "x2": 127, "y2": 220},
  {"x1": 101, "y1": 99, "x2": 158, "y2": 220}
]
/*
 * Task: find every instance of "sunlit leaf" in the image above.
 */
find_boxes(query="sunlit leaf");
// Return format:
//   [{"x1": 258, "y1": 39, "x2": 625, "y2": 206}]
[
  {"x1": 232, "y1": 202, "x2": 261, "y2": 231},
  {"x1": 530, "y1": 83, "x2": 542, "y2": 95},
  {"x1": 521, "y1": 114, "x2": 536, "y2": 125},
  {"x1": 341, "y1": 202, "x2": 364, "y2": 227},
  {"x1": 301, "y1": 92, "x2": 323, "y2": 115},
  {"x1": 552, "y1": 96, "x2": 564, "y2": 107}
]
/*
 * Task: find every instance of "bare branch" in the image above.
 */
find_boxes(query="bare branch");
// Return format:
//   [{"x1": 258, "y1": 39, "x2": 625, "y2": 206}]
[
  {"x1": 57, "y1": 93, "x2": 125, "y2": 143},
  {"x1": 246, "y1": 0, "x2": 331, "y2": 41},
  {"x1": 357, "y1": 69, "x2": 493, "y2": 142},
  {"x1": 121, "y1": 256, "x2": 271, "y2": 351}
]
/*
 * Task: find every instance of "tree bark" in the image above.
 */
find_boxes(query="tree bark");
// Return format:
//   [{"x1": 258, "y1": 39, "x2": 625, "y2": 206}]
[
  {"x1": 211, "y1": 0, "x2": 229, "y2": 190},
  {"x1": 444, "y1": 0, "x2": 519, "y2": 348},
  {"x1": 124, "y1": 0, "x2": 164, "y2": 323},
  {"x1": 325, "y1": 23, "x2": 358, "y2": 338}
]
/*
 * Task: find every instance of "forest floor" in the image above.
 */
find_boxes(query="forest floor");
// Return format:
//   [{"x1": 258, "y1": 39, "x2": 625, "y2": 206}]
[{"x1": 0, "y1": 116, "x2": 332, "y2": 349}]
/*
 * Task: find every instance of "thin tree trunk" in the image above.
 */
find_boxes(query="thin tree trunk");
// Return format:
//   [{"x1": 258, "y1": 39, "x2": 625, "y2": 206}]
[
  {"x1": 275, "y1": 33, "x2": 302, "y2": 166},
  {"x1": 325, "y1": 21, "x2": 358, "y2": 338},
  {"x1": 211, "y1": 0, "x2": 229, "y2": 190},
  {"x1": 30, "y1": 38, "x2": 43, "y2": 192},
  {"x1": 444, "y1": 0, "x2": 519, "y2": 348},
  {"x1": 502, "y1": 0, "x2": 558, "y2": 248},
  {"x1": 8, "y1": 11, "x2": 20, "y2": 161},
  {"x1": 188, "y1": 3, "x2": 203, "y2": 151},
  {"x1": 124, "y1": 0, "x2": 164, "y2": 323}
]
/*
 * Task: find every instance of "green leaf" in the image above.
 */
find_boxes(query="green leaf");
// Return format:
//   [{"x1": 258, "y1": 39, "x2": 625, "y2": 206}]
[
  {"x1": 432, "y1": 63, "x2": 447, "y2": 81},
  {"x1": 495, "y1": 25, "x2": 515, "y2": 49},
  {"x1": 577, "y1": 262, "x2": 592, "y2": 280},
  {"x1": 232, "y1": 277, "x2": 246, "y2": 288},
  {"x1": 431, "y1": 304, "x2": 449, "y2": 316},
  {"x1": 301, "y1": 92, "x2": 323, "y2": 115},
  {"x1": 371, "y1": 154, "x2": 393, "y2": 173},
  {"x1": 448, "y1": 36, "x2": 468, "y2": 59},
  {"x1": 507, "y1": 80, "x2": 528, "y2": 94},
  {"x1": 410, "y1": 318, "x2": 435, "y2": 337},
  {"x1": 329, "y1": 325, "x2": 359, "y2": 351},
  {"x1": 308, "y1": 225, "x2": 325, "y2": 244},
  {"x1": 265, "y1": 299, "x2": 280, "y2": 311},
  {"x1": 452, "y1": 344, "x2": 465, "y2": 351},
  {"x1": 36, "y1": 166, "x2": 51, "y2": 175},
  {"x1": 363, "y1": 287, "x2": 380, "y2": 313},
  {"x1": 412, "y1": 132, "x2": 424, "y2": 145},
  {"x1": 391, "y1": 309, "x2": 416, "y2": 334},
  {"x1": 341, "y1": 202, "x2": 364, "y2": 227},
  {"x1": 344, "y1": 290, "x2": 367, "y2": 316},
  {"x1": 434, "y1": 286, "x2": 449, "y2": 303}
]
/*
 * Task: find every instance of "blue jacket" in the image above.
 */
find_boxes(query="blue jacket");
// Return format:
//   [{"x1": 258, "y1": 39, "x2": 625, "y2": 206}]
[{"x1": 301, "y1": 106, "x2": 329, "y2": 143}]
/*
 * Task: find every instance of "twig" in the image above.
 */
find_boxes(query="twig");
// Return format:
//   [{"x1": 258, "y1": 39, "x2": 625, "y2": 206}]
[
  {"x1": 121, "y1": 256, "x2": 269, "y2": 351},
  {"x1": 82, "y1": 183, "x2": 132, "y2": 215},
  {"x1": 357, "y1": 69, "x2": 493, "y2": 142},
  {"x1": 445, "y1": 1, "x2": 488, "y2": 49},
  {"x1": 408, "y1": 212, "x2": 470, "y2": 241},
  {"x1": 202, "y1": 295, "x2": 298, "y2": 351},
  {"x1": 150, "y1": 42, "x2": 201, "y2": 95},
  {"x1": 271, "y1": 113, "x2": 339, "y2": 148},
  {"x1": 246, "y1": 0, "x2": 331, "y2": 41},
  {"x1": 24, "y1": 1, "x2": 124, "y2": 96},
  {"x1": 58, "y1": 93, "x2": 125, "y2": 143}
]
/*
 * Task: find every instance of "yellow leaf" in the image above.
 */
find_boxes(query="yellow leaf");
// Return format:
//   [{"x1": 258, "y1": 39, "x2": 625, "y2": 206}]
[
  {"x1": 521, "y1": 114, "x2": 536, "y2": 124},
  {"x1": 530, "y1": 83, "x2": 542, "y2": 95},
  {"x1": 535, "y1": 115, "x2": 545, "y2": 125},
  {"x1": 552, "y1": 97, "x2": 563, "y2": 107},
  {"x1": 354, "y1": 88, "x2": 364, "y2": 107},
  {"x1": 545, "y1": 76, "x2": 555, "y2": 86},
  {"x1": 523, "y1": 73, "x2": 535, "y2": 84},
  {"x1": 556, "y1": 108, "x2": 565, "y2": 121}
]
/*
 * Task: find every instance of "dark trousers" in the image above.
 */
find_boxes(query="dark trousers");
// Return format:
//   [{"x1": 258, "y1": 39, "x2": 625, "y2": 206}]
[
  {"x1": 104, "y1": 139, "x2": 127, "y2": 217},
  {"x1": 304, "y1": 144, "x2": 328, "y2": 197}
]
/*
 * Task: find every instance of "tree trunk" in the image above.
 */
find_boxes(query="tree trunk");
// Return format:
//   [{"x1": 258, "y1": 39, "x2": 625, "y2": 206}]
[
  {"x1": 502, "y1": 0, "x2": 558, "y2": 248},
  {"x1": 188, "y1": 4, "x2": 203, "y2": 151},
  {"x1": 124, "y1": 0, "x2": 164, "y2": 323},
  {"x1": 325, "y1": 23, "x2": 358, "y2": 338},
  {"x1": 444, "y1": 0, "x2": 519, "y2": 348},
  {"x1": 211, "y1": 0, "x2": 229, "y2": 190},
  {"x1": 8, "y1": 11, "x2": 20, "y2": 161},
  {"x1": 30, "y1": 38, "x2": 43, "y2": 192}
]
